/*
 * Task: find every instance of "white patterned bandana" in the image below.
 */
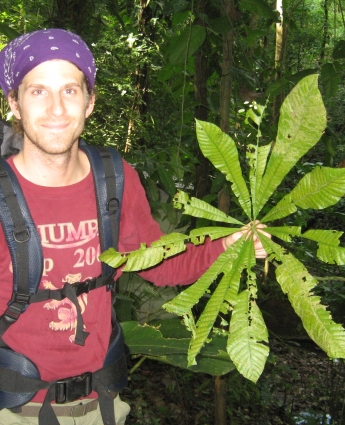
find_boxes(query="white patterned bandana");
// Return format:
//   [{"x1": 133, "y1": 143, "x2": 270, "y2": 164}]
[{"x1": 0, "y1": 28, "x2": 96, "y2": 96}]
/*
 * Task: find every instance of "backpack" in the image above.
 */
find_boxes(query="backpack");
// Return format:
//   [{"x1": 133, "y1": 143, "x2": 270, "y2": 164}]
[{"x1": 0, "y1": 120, "x2": 127, "y2": 425}]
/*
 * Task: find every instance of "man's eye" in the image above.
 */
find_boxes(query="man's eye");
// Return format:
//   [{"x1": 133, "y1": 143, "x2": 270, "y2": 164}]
[
  {"x1": 64, "y1": 88, "x2": 76, "y2": 95},
  {"x1": 33, "y1": 89, "x2": 45, "y2": 95}
]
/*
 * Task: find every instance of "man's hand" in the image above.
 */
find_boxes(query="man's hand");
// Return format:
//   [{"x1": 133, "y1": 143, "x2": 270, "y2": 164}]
[{"x1": 222, "y1": 221, "x2": 270, "y2": 259}]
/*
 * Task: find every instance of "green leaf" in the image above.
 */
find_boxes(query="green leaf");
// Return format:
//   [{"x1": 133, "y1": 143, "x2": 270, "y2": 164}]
[
  {"x1": 195, "y1": 120, "x2": 252, "y2": 219},
  {"x1": 255, "y1": 75, "x2": 327, "y2": 217},
  {"x1": 121, "y1": 319, "x2": 235, "y2": 376},
  {"x1": 321, "y1": 62, "x2": 343, "y2": 98},
  {"x1": 302, "y1": 229, "x2": 345, "y2": 265},
  {"x1": 240, "y1": 0, "x2": 278, "y2": 21},
  {"x1": 173, "y1": 190, "x2": 244, "y2": 225},
  {"x1": 122, "y1": 321, "x2": 189, "y2": 356},
  {"x1": 170, "y1": 150, "x2": 184, "y2": 181},
  {"x1": 188, "y1": 273, "x2": 236, "y2": 366},
  {"x1": 124, "y1": 234, "x2": 187, "y2": 271},
  {"x1": 209, "y1": 17, "x2": 234, "y2": 35},
  {"x1": 227, "y1": 290, "x2": 269, "y2": 383},
  {"x1": 169, "y1": 25, "x2": 206, "y2": 65},
  {"x1": 262, "y1": 166, "x2": 345, "y2": 222},
  {"x1": 144, "y1": 177, "x2": 160, "y2": 202},
  {"x1": 156, "y1": 164, "x2": 176, "y2": 198},
  {"x1": 261, "y1": 194, "x2": 296, "y2": 222},
  {"x1": 291, "y1": 166, "x2": 345, "y2": 209},
  {"x1": 264, "y1": 226, "x2": 301, "y2": 242},
  {"x1": 260, "y1": 235, "x2": 345, "y2": 359},
  {"x1": 187, "y1": 237, "x2": 255, "y2": 365},
  {"x1": 99, "y1": 247, "x2": 127, "y2": 268},
  {"x1": 265, "y1": 77, "x2": 293, "y2": 98},
  {"x1": 189, "y1": 227, "x2": 240, "y2": 244},
  {"x1": 0, "y1": 23, "x2": 20, "y2": 40},
  {"x1": 101, "y1": 234, "x2": 188, "y2": 272},
  {"x1": 163, "y1": 242, "x2": 240, "y2": 316},
  {"x1": 332, "y1": 40, "x2": 345, "y2": 59},
  {"x1": 248, "y1": 143, "x2": 271, "y2": 211}
]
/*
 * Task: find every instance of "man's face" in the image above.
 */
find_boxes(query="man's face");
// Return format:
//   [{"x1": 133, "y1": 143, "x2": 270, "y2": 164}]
[{"x1": 8, "y1": 59, "x2": 94, "y2": 155}]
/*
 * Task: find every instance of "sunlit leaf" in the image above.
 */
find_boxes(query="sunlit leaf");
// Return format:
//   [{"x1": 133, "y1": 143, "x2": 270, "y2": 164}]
[
  {"x1": 255, "y1": 74, "x2": 327, "y2": 217},
  {"x1": 227, "y1": 290, "x2": 269, "y2": 383},
  {"x1": 196, "y1": 120, "x2": 252, "y2": 219}
]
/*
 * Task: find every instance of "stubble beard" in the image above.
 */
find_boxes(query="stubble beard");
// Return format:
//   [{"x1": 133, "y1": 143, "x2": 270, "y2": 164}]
[{"x1": 20, "y1": 114, "x2": 86, "y2": 157}]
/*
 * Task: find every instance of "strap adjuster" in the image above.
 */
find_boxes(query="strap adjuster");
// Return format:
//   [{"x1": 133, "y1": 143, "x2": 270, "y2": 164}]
[
  {"x1": 55, "y1": 372, "x2": 92, "y2": 404},
  {"x1": 10, "y1": 292, "x2": 31, "y2": 304},
  {"x1": 70, "y1": 279, "x2": 96, "y2": 297}
]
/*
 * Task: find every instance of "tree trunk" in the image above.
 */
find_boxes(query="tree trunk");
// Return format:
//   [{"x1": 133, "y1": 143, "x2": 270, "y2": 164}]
[
  {"x1": 320, "y1": 0, "x2": 329, "y2": 63},
  {"x1": 214, "y1": 2, "x2": 235, "y2": 425},
  {"x1": 214, "y1": 375, "x2": 228, "y2": 425},
  {"x1": 51, "y1": 0, "x2": 93, "y2": 34},
  {"x1": 219, "y1": 0, "x2": 234, "y2": 135},
  {"x1": 273, "y1": 0, "x2": 288, "y2": 125},
  {"x1": 218, "y1": 0, "x2": 235, "y2": 218},
  {"x1": 193, "y1": 0, "x2": 211, "y2": 200},
  {"x1": 125, "y1": 0, "x2": 154, "y2": 152}
]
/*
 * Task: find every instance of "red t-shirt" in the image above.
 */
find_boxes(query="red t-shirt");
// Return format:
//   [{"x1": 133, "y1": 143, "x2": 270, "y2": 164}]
[{"x1": 0, "y1": 155, "x2": 224, "y2": 402}]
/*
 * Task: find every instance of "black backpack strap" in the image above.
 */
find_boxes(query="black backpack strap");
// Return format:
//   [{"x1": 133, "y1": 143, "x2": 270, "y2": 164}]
[
  {"x1": 80, "y1": 143, "x2": 124, "y2": 277},
  {"x1": 0, "y1": 158, "x2": 43, "y2": 344},
  {"x1": 0, "y1": 120, "x2": 23, "y2": 159}
]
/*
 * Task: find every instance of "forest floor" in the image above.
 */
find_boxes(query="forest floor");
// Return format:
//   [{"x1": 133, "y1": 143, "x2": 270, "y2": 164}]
[{"x1": 121, "y1": 336, "x2": 345, "y2": 425}]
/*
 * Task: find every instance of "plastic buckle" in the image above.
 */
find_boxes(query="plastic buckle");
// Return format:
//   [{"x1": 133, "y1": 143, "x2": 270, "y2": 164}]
[
  {"x1": 3, "y1": 292, "x2": 31, "y2": 323},
  {"x1": 55, "y1": 372, "x2": 92, "y2": 404},
  {"x1": 105, "y1": 270, "x2": 117, "y2": 292},
  {"x1": 71, "y1": 279, "x2": 95, "y2": 297},
  {"x1": 106, "y1": 197, "x2": 119, "y2": 214}
]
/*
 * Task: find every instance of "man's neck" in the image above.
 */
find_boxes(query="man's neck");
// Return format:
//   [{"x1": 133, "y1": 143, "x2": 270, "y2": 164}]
[{"x1": 13, "y1": 143, "x2": 90, "y2": 187}]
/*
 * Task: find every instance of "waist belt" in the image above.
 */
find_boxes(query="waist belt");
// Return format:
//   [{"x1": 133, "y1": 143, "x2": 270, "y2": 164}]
[{"x1": 14, "y1": 399, "x2": 99, "y2": 417}]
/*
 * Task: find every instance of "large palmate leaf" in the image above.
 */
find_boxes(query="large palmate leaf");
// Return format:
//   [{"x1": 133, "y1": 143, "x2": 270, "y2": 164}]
[
  {"x1": 101, "y1": 75, "x2": 345, "y2": 383},
  {"x1": 254, "y1": 74, "x2": 327, "y2": 217}
]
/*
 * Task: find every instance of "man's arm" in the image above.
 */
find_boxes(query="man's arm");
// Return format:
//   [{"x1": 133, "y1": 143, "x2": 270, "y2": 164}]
[{"x1": 118, "y1": 161, "x2": 267, "y2": 287}]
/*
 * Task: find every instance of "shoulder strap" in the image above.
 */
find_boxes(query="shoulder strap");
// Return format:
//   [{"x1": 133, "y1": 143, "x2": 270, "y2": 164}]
[
  {"x1": 80, "y1": 143, "x2": 124, "y2": 277},
  {"x1": 0, "y1": 158, "x2": 43, "y2": 335}
]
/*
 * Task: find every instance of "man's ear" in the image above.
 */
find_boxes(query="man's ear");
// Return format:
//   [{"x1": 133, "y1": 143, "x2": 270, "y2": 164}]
[
  {"x1": 85, "y1": 93, "x2": 95, "y2": 119},
  {"x1": 7, "y1": 93, "x2": 21, "y2": 120}
]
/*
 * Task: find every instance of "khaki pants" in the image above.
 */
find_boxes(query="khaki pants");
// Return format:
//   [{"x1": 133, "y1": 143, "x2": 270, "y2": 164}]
[{"x1": 0, "y1": 395, "x2": 130, "y2": 425}]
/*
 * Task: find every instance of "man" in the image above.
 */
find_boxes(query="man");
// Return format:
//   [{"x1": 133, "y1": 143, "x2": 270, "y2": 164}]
[{"x1": 0, "y1": 29, "x2": 267, "y2": 425}]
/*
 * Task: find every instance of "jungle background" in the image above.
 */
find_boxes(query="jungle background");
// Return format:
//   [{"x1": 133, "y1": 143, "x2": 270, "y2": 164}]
[{"x1": 1, "y1": 0, "x2": 345, "y2": 424}]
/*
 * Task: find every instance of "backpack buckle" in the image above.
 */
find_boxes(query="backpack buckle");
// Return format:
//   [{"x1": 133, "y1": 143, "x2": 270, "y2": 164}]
[
  {"x1": 55, "y1": 372, "x2": 92, "y2": 404},
  {"x1": 70, "y1": 278, "x2": 97, "y2": 297}
]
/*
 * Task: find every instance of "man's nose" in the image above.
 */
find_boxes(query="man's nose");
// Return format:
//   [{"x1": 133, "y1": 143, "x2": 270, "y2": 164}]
[{"x1": 48, "y1": 92, "x2": 65, "y2": 116}]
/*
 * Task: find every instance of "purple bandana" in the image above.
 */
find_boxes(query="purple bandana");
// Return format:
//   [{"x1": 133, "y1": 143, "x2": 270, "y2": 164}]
[{"x1": 0, "y1": 28, "x2": 96, "y2": 96}]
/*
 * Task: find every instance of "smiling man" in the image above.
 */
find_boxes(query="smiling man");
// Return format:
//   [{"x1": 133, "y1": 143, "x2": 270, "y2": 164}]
[{"x1": 0, "y1": 29, "x2": 267, "y2": 425}]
